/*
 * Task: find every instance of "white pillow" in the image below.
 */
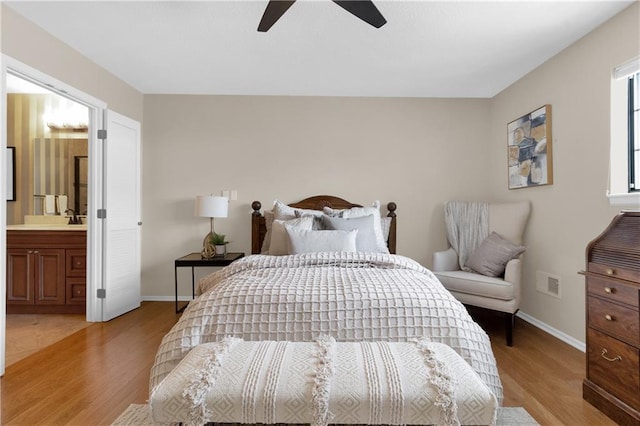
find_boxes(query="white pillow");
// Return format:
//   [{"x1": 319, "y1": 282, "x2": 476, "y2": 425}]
[
  {"x1": 269, "y1": 216, "x2": 314, "y2": 256},
  {"x1": 322, "y1": 214, "x2": 382, "y2": 253},
  {"x1": 273, "y1": 200, "x2": 324, "y2": 221},
  {"x1": 273, "y1": 200, "x2": 298, "y2": 221},
  {"x1": 285, "y1": 226, "x2": 358, "y2": 254},
  {"x1": 323, "y1": 201, "x2": 389, "y2": 254}
]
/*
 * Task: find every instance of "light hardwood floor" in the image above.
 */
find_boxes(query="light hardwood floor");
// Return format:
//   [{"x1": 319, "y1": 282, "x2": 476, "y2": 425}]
[
  {"x1": 0, "y1": 302, "x2": 616, "y2": 425},
  {"x1": 5, "y1": 314, "x2": 90, "y2": 367}
]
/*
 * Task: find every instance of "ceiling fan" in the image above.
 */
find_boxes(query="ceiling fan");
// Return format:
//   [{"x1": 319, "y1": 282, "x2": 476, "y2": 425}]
[{"x1": 258, "y1": 0, "x2": 387, "y2": 32}]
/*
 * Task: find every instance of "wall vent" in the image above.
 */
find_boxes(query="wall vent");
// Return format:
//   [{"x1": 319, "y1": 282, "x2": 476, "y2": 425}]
[{"x1": 536, "y1": 271, "x2": 561, "y2": 299}]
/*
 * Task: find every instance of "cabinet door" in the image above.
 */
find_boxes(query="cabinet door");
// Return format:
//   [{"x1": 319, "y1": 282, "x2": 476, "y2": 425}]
[
  {"x1": 34, "y1": 249, "x2": 66, "y2": 305},
  {"x1": 7, "y1": 249, "x2": 33, "y2": 305}
]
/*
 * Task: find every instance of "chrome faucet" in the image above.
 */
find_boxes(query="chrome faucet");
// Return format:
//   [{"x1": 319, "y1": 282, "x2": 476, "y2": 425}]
[{"x1": 65, "y1": 208, "x2": 81, "y2": 225}]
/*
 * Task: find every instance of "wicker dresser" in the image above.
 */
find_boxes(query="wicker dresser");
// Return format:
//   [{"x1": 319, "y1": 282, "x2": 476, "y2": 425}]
[{"x1": 582, "y1": 211, "x2": 640, "y2": 425}]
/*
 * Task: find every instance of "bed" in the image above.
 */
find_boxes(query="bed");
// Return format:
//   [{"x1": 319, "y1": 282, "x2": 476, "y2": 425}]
[{"x1": 149, "y1": 195, "x2": 503, "y2": 409}]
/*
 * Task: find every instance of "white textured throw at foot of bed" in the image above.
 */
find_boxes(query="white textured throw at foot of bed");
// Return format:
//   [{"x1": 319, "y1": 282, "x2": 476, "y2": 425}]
[{"x1": 150, "y1": 337, "x2": 498, "y2": 426}]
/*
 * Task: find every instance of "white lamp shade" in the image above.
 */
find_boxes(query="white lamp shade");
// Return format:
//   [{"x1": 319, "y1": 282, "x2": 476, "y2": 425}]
[{"x1": 195, "y1": 195, "x2": 228, "y2": 218}]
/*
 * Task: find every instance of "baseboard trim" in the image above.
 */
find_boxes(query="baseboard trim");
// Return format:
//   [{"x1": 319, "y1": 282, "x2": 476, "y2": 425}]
[{"x1": 517, "y1": 311, "x2": 586, "y2": 353}]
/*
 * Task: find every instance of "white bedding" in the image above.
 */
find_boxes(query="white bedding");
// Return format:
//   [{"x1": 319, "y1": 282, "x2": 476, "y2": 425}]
[{"x1": 150, "y1": 252, "x2": 503, "y2": 403}]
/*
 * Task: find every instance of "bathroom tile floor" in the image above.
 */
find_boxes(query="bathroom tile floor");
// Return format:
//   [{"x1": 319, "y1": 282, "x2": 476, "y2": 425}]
[{"x1": 5, "y1": 313, "x2": 90, "y2": 367}]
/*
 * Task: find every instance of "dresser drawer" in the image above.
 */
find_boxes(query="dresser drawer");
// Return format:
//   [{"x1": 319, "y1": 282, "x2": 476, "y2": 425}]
[
  {"x1": 589, "y1": 262, "x2": 640, "y2": 285},
  {"x1": 587, "y1": 328, "x2": 640, "y2": 410},
  {"x1": 588, "y1": 296, "x2": 639, "y2": 346},
  {"x1": 587, "y1": 275, "x2": 640, "y2": 308}
]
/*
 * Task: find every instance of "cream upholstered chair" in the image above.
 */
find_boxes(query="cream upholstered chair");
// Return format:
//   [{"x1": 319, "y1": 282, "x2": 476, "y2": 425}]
[{"x1": 432, "y1": 201, "x2": 530, "y2": 346}]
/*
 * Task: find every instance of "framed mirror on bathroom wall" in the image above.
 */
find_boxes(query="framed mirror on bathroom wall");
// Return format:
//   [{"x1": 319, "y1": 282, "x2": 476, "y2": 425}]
[
  {"x1": 74, "y1": 156, "x2": 88, "y2": 215},
  {"x1": 6, "y1": 147, "x2": 16, "y2": 201},
  {"x1": 32, "y1": 138, "x2": 88, "y2": 215}
]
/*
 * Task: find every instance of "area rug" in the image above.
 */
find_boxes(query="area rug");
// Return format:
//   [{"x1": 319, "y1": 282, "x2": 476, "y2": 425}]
[{"x1": 112, "y1": 404, "x2": 539, "y2": 425}]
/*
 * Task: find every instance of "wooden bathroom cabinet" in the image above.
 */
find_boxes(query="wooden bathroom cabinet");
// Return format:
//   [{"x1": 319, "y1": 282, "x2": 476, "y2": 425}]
[{"x1": 6, "y1": 229, "x2": 86, "y2": 314}]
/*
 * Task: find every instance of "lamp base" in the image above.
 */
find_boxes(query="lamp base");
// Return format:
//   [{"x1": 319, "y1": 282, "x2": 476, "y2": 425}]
[{"x1": 201, "y1": 231, "x2": 215, "y2": 259}]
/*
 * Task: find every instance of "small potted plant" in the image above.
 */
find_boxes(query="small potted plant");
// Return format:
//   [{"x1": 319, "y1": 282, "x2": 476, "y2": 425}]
[{"x1": 210, "y1": 232, "x2": 229, "y2": 256}]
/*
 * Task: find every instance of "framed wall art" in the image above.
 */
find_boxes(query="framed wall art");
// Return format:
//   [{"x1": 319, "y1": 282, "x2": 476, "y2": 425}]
[
  {"x1": 507, "y1": 104, "x2": 553, "y2": 189},
  {"x1": 7, "y1": 147, "x2": 16, "y2": 201}
]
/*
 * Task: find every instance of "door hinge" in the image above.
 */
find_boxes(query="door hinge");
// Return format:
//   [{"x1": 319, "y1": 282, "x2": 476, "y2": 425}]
[
  {"x1": 97, "y1": 289, "x2": 106, "y2": 299},
  {"x1": 97, "y1": 209, "x2": 107, "y2": 219},
  {"x1": 97, "y1": 129, "x2": 107, "y2": 139}
]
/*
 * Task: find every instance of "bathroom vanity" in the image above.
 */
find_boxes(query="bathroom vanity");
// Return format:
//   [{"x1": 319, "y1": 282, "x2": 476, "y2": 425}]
[{"x1": 6, "y1": 225, "x2": 86, "y2": 314}]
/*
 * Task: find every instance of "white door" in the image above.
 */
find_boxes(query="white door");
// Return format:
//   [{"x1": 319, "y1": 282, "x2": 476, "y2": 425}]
[{"x1": 102, "y1": 110, "x2": 141, "y2": 320}]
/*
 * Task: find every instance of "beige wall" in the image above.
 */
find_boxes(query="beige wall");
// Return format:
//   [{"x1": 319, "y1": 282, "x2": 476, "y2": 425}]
[
  {"x1": 142, "y1": 95, "x2": 492, "y2": 297},
  {"x1": 1, "y1": 4, "x2": 143, "y2": 122},
  {"x1": 489, "y1": 2, "x2": 640, "y2": 341}
]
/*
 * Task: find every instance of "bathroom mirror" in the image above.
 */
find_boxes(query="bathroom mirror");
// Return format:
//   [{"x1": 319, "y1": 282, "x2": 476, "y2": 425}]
[
  {"x1": 32, "y1": 138, "x2": 88, "y2": 215},
  {"x1": 74, "y1": 156, "x2": 88, "y2": 215}
]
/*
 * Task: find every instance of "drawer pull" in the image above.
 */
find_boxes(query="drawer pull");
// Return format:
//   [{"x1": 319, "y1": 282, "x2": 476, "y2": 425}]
[
  {"x1": 605, "y1": 268, "x2": 614, "y2": 276},
  {"x1": 604, "y1": 287, "x2": 614, "y2": 294},
  {"x1": 601, "y1": 348, "x2": 622, "y2": 362},
  {"x1": 605, "y1": 314, "x2": 614, "y2": 321}
]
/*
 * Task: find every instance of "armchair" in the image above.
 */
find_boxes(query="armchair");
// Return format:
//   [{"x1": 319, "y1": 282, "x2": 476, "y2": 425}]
[{"x1": 432, "y1": 200, "x2": 530, "y2": 346}]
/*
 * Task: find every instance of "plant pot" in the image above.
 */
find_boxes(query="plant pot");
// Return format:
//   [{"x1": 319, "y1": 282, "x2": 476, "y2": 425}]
[{"x1": 214, "y1": 245, "x2": 227, "y2": 256}]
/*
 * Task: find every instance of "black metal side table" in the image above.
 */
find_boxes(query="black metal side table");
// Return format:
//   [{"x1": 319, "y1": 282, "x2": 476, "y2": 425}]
[{"x1": 174, "y1": 252, "x2": 244, "y2": 313}]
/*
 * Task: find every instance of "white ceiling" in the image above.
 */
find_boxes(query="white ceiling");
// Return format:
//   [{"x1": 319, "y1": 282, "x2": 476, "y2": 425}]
[{"x1": 4, "y1": 0, "x2": 635, "y2": 98}]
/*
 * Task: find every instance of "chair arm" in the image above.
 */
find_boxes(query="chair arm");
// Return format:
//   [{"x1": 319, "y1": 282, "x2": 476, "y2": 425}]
[
  {"x1": 504, "y1": 257, "x2": 522, "y2": 303},
  {"x1": 432, "y1": 247, "x2": 460, "y2": 272},
  {"x1": 504, "y1": 257, "x2": 521, "y2": 284}
]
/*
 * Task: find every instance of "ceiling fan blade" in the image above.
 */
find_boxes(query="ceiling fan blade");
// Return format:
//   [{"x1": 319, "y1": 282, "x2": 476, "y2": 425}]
[
  {"x1": 258, "y1": 0, "x2": 297, "y2": 32},
  {"x1": 332, "y1": 0, "x2": 387, "y2": 28}
]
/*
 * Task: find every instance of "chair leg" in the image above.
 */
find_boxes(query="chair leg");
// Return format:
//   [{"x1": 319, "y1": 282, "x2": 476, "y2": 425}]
[{"x1": 505, "y1": 311, "x2": 518, "y2": 346}]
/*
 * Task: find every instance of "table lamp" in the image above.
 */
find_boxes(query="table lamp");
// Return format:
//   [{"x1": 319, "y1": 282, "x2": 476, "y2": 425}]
[{"x1": 195, "y1": 195, "x2": 228, "y2": 258}]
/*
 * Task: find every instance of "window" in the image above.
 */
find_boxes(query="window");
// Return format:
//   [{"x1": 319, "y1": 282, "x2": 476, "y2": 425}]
[
  {"x1": 629, "y1": 73, "x2": 639, "y2": 192},
  {"x1": 609, "y1": 57, "x2": 640, "y2": 206}
]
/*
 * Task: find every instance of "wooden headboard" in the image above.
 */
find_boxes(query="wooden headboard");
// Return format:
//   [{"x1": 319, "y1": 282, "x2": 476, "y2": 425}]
[{"x1": 251, "y1": 195, "x2": 397, "y2": 254}]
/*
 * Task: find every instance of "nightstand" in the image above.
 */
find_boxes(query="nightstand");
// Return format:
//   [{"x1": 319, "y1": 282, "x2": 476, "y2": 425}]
[{"x1": 174, "y1": 252, "x2": 244, "y2": 313}]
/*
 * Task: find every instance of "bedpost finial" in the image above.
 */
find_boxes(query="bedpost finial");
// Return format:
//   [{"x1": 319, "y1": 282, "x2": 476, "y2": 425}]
[
  {"x1": 251, "y1": 201, "x2": 262, "y2": 215},
  {"x1": 387, "y1": 202, "x2": 397, "y2": 217}
]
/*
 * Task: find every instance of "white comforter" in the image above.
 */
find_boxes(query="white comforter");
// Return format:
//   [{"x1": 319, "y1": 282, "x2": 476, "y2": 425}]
[{"x1": 150, "y1": 252, "x2": 503, "y2": 403}]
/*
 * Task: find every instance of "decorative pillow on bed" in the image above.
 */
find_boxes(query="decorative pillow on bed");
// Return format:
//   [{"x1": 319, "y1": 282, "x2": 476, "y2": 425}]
[
  {"x1": 285, "y1": 226, "x2": 358, "y2": 254},
  {"x1": 273, "y1": 200, "x2": 298, "y2": 220},
  {"x1": 294, "y1": 211, "x2": 326, "y2": 230},
  {"x1": 323, "y1": 201, "x2": 389, "y2": 254},
  {"x1": 321, "y1": 214, "x2": 383, "y2": 253},
  {"x1": 464, "y1": 232, "x2": 525, "y2": 277},
  {"x1": 381, "y1": 216, "x2": 392, "y2": 242},
  {"x1": 260, "y1": 210, "x2": 276, "y2": 254},
  {"x1": 274, "y1": 200, "x2": 324, "y2": 221},
  {"x1": 261, "y1": 201, "x2": 326, "y2": 254},
  {"x1": 269, "y1": 216, "x2": 314, "y2": 256}
]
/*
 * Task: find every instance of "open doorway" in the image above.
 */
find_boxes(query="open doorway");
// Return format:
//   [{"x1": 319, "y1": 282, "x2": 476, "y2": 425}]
[
  {"x1": 1, "y1": 56, "x2": 142, "y2": 376},
  {"x1": 4, "y1": 73, "x2": 90, "y2": 367}
]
